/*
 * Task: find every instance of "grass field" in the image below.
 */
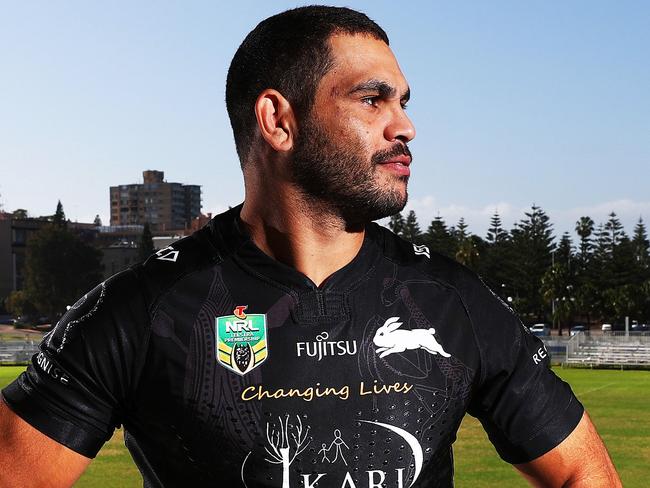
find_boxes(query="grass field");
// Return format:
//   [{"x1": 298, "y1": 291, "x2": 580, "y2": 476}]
[{"x1": 2, "y1": 366, "x2": 649, "y2": 487}]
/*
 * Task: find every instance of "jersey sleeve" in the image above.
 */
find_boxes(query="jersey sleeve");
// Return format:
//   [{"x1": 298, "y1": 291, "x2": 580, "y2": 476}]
[
  {"x1": 1, "y1": 269, "x2": 150, "y2": 458},
  {"x1": 465, "y1": 279, "x2": 584, "y2": 464}
]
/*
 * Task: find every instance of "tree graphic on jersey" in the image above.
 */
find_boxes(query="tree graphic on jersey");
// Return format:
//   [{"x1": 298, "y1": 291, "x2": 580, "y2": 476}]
[
  {"x1": 233, "y1": 343, "x2": 252, "y2": 372},
  {"x1": 264, "y1": 415, "x2": 311, "y2": 488}
]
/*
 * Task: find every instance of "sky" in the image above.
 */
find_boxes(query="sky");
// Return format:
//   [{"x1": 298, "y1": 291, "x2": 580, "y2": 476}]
[{"x1": 1, "y1": 0, "x2": 648, "y2": 239}]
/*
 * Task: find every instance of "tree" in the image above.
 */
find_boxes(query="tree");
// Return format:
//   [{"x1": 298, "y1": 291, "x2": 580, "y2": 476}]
[
  {"x1": 402, "y1": 210, "x2": 422, "y2": 243},
  {"x1": 480, "y1": 211, "x2": 512, "y2": 298},
  {"x1": 388, "y1": 212, "x2": 406, "y2": 236},
  {"x1": 423, "y1": 215, "x2": 456, "y2": 259},
  {"x1": 541, "y1": 263, "x2": 575, "y2": 335},
  {"x1": 575, "y1": 216, "x2": 595, "y2": 264},
  {"x1": 264, "y1": 415, "x2": 311, "y2": 488},
  {"x1": 509, "y1": 205, "x2": 555, "y2": 322},
  {"x1": 541, "y1": 233, "x2": 575, "y2": 334},
  {"x1": 53, "y1": 200, "x2": 66, "y2": 228},
  {"x1": 632, "y1": 218, "x2": 650, "y2": 276},
  {"x1": 24, "y1": 224, "x2": 103, "y2": 321},
  {"x1": 12, "y1": 209, "x2": 28, "y2": 219},
  {"x1": 139, "y1": 222, "x2": 155, "y2": 261},
  {"x1": 4, "y1": 291, "x2": 37, "y2": 319},
  {"x1": 486, "y1": 211, "x2": 508, "y2": 245},
  {"x1": 93, "y1": 214, "x2": 103, "y2": 227},
  {"x1": 454, "y1": 218, "x2": 479, "y2": 269}
]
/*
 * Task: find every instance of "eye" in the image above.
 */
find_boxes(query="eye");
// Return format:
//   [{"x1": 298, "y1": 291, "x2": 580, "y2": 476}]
[{"x1": 361, "y1": 96, "x2": 379, "y2": 107}]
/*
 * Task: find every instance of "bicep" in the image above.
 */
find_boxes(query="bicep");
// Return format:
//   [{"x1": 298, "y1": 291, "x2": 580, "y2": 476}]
[
  {"x1": 514, "y1": 411, "x2": 621, "y2": 487},
  {"x1": 0, "y1": 398, "x2": 91, "y2": 488}
]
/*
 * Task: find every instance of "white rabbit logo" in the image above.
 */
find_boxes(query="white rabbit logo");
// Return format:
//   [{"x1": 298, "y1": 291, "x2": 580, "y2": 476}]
[{"x1": 373, "y1": 317, "x2": 451, "y2": 359}]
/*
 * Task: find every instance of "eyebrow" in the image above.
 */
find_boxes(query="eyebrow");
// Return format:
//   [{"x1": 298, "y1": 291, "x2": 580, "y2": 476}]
[{"x1": 348, "y1": 79, "x2": 410, "y2": 103}]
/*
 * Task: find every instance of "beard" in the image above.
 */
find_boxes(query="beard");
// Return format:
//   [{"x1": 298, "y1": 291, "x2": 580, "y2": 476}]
[{"x1": 290, "y1": 115, "x2": 411, "y2": 226}]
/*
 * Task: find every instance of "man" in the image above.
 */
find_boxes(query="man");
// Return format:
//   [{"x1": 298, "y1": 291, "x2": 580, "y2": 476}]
[{"x1": 0, "y1": 6, "x2": 621, "y2": 487}]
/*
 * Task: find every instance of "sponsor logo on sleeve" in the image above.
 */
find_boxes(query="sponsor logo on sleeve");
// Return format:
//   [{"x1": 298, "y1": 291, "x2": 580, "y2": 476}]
[
  {"x1": 155, "y1": 245, "x2": 179, "y2": 262},
  {"x1": 216, "y1": 305, "x2": 268, "y2": 375},
  {"x1": 412, "y1": 243, "x2": 430, "y2": 258}
]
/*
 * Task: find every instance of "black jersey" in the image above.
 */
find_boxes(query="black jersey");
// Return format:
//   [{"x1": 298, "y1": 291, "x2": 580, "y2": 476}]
[{"x1": 2, "y1": 206, "x2": 583, "y2": 487}]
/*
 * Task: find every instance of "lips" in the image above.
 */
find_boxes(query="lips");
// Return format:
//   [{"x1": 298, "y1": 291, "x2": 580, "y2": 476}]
[
  {"x1": 379, "y1": 154, "x2": 411, "y2": 166},
  {"x1": 372, "y1": 144, "x2": 412, "y2": 176},
  {"x1": 377, "y1": 154, "x2": 411, "y2": 177}
]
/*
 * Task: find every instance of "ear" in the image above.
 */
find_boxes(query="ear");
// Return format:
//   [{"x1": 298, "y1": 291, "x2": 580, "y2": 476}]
[
  {"x1": 386, "y1": 322, "x2": 403, "y2": 332},
  {"x1": 254, "y1": 89, "x2": 296, "y2": 153}
]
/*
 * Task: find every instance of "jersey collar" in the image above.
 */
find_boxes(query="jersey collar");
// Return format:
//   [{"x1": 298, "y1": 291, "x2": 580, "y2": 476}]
[{"x1": 208, "y1": 204, "x2": 382, "y2": 293}]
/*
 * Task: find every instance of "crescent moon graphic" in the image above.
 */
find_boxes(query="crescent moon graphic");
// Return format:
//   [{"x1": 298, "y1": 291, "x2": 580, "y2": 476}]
[{"x1": 360, "y1": 420, "x2": 423, "y2": 487}]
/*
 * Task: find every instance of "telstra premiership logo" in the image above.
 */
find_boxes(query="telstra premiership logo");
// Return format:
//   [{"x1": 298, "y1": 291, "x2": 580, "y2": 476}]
[{"x1": 216, "y1": 306, "x2": 268, "y2": 375}]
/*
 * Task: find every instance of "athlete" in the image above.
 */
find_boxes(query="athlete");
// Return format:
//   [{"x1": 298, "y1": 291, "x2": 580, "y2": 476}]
[{"x1": 0, "y1": 6, "x2": 621, "y2": 488}]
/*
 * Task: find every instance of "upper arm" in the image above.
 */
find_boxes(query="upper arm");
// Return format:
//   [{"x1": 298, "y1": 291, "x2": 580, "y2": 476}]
[
  {"x1": 466, "y1": 279, "x2": 584, "y2": 464},
  {"x1": 514, "y1": 411, "x2": 621, "y2": 487},
  {"x1": 0, "y1": 270, "x2": 150, "y2": 461},
  {"x1": 0, "y1": 397, "x2": 91, "y2": 488}
]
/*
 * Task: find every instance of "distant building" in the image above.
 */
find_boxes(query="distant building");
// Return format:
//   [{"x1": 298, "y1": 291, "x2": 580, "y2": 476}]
[
  {"x1": 0, "y1": 213, "x2": 50, "y2": 300},
  {"x1": 109, "y1": 170, "x2": 201, "y2": 231},
  {"x1": 186, "y1": 212, "x2": 213, "y2": 235}
]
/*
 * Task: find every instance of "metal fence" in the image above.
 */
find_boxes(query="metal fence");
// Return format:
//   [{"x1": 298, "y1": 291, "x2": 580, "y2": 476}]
[
  {"x1": 0, "y1": 338, "x2": 40, "y2": 365},
  {"x1": 564, "y1": 332, "x2": 650, "y2": 369}
]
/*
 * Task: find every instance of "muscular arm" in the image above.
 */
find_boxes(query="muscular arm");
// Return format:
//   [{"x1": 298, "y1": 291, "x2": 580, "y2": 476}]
[
  {"x1": 514, "y1": 411, "x2": 621, "y2": 487},
  {"x1": 0, "y1": 398, "x2": 91, "y2": 488}
]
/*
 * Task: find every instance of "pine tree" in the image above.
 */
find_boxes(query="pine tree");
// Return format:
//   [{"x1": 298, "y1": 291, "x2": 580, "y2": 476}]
[
  {"x1": 53, "y1": 200, "x2": 66, "y2": 228},
  {"x1": 480, "y1": 212, "x2": 512, "y2": 299},
  {"x1": 509, "y1": 205, "x2": 555, "y2": 322},
  {"x1": 632, "y1": 218, "x2": 650, "y2": 272},
  {"x1": 402, "y1": 210, "x2": 422, "y2": 243},
  {"x1": 424, "y1": 215, "x2": 456, "y2": 259},
  {"x1": 556, "y1": 232, "x2": 574, "y2": 269},
  {"x1": 454, "y1": 218, "x2": 479, "y2": 269},
  {"x1": 455, "y1": 217, "x2": 469, "y2": 242},
  {"x1": 486, "y1": 211, "x2": 507, "y2": 245},
  {"x1": 388, "y1": 212, "x2": 406, "y2": 236}
]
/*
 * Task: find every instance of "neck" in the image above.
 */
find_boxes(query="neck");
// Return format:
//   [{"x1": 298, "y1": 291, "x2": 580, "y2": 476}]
[{"x1": 240, "y1": 184, "x2": 365, "y2": 288}]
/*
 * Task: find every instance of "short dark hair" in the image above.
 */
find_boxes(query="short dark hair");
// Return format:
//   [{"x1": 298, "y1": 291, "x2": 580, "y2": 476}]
[{"x1": 225, "y1": 5, "x2": 389, "y2": 165}]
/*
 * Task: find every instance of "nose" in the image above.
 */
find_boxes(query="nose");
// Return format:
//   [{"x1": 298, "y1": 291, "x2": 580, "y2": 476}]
[{"x1": 384, "y1": 105, "x2": 416, "y2": 143}]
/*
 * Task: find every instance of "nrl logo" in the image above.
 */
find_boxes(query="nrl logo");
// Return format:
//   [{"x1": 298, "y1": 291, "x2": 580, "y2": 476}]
[{"x1": 216, "y1": 305, "x2": 268, "y2": 375}]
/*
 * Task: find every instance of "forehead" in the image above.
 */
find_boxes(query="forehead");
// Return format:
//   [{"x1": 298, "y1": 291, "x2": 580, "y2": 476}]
[{"x1": 320, "y1": 33, "x2": 409, "y2": 95}]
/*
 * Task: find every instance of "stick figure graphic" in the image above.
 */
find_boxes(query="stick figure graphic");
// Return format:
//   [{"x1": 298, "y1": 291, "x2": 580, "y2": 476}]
[
  {"x1": 328, "y1": 429, "x2": 349, "y2": 466},
  {"x1": 318, "y1": 443, "x2": 331, "y2": 463}
]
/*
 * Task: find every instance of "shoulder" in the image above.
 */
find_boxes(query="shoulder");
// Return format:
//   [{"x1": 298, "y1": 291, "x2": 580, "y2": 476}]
[
  {"x1": 372, "y1": 223, "x2": 520, "y2": 326},
  {"x1": 134, "y1": 224, "x2": 225, "y2": 309},
  {"x1": 372, "y1": 223, "x2": 481, "y2": 293}
]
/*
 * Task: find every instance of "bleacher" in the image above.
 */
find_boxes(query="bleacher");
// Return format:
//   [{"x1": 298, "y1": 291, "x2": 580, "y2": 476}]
[
  {"x1": 0, "y1": 340, "x2": 40, "y2": 365},
  {"x1": 565, "y1": 333, "x2": 650, "y2": 369}
]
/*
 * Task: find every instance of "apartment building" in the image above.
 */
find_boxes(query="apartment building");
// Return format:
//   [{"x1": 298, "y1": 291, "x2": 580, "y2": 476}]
[{"x1": 109, "y1": 170, "x2": 201, "y2": 231}]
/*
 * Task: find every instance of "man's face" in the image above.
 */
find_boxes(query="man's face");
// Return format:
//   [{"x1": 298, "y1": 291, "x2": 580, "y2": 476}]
[{"x1": 291, "y1": 34, "x2": 416, "y2": 225}]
